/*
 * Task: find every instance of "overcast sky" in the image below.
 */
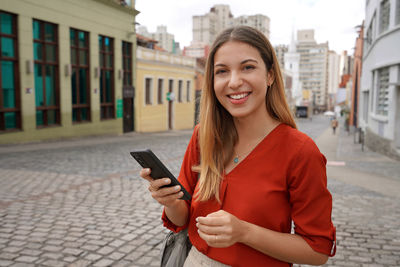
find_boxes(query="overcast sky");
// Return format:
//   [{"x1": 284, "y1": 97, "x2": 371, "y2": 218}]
[{"x1": 135, "y1": 0, "x2": 365, "y2": 54}]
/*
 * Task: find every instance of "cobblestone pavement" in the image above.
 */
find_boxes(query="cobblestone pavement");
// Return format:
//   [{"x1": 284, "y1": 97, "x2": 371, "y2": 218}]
[{"x1": 0, "y1": 116, "x2": 400, "y2": 266}]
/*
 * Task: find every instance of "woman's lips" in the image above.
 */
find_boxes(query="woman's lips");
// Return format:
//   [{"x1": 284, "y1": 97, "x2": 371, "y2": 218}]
[{"x1": 228, "y1": 92, "x2": 251, "y2": 104}]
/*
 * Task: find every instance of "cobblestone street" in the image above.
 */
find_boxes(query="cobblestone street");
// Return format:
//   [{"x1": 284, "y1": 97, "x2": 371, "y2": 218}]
[{"x1": 1, "y1": 115, "x2": 400, "y2": 266}]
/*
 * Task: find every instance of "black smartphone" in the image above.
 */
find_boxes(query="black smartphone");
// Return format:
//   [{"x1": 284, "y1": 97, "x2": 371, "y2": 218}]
[{"x1": 130, "y1": 149, "x2": 191, "y2": 200}]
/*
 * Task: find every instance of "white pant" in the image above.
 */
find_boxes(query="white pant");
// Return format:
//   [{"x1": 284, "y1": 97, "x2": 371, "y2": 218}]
[{"x1": 183, "y1": 246, "x2": 231, "y2": 267}]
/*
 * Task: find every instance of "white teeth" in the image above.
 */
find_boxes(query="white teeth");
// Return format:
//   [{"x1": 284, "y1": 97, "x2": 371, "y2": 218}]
[{"x1": 229, "y1": 93, "x2": 249, "y2": 100}]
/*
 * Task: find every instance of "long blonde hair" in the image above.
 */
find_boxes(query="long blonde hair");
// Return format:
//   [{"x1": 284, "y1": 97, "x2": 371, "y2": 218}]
[{"x1": 196, "y1": 26, "x2": 296, "y2": 202}]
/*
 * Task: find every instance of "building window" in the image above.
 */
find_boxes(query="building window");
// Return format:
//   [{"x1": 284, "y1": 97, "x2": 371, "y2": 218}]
[
  {"x1": 396, "y1": 0, "x2": 400, "y2": 25},
  {"x1": 379, "y1": 0, "x2": 390, "y2": 33},
  {"x1": 178, "y1": 80, "x2": 183, "y2": 102},
  {"x1": 33, "y1": 19, "x2": 59, "y2": 127},
  {"x1": 70, "y1": 28, "x2": 90, "y2": 123},
  {"x1": 157, "y1": 78, "x2": 163, "y2": 104},
  {"x1": 186, "y1": 81, "x2": 191, "y2": 102},
  {"x1": 122, "y1": 41, "x2": 132, "y2": 86},
  {"x1": 0, "y1": 11, "x2": 20, "y2": 131},
  {"x1": 99, "y1": 35, "x2": 114, "y2": 119},
  {"x1": 145, "y1": 78, "x2": 152, "y2": 105},
  {"x1": 363, "y1": 91, "x2": 369, "y2": 123},
  {"x1": 376, "y1": 67, "x2": 390, "y2": 116}
]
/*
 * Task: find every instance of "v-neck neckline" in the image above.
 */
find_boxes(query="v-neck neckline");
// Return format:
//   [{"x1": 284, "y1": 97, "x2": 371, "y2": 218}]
[{"x1": 224, "y1": 123, "x2": 283, "y2": 176}]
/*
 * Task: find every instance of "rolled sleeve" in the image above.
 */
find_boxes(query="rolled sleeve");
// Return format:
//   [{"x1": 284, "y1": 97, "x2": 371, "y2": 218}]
[{"x1": 288, "y1": 138, "x2": 336, "y2": 256}]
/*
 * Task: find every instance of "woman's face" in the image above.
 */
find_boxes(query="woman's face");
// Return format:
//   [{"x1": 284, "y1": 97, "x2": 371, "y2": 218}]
[{"x1": 213, "y1": 41, "x2": 273, "y2": 120}]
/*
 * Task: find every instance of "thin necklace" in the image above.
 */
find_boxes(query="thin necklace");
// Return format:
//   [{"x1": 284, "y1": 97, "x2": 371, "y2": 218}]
[{"x1": 233, "y1": 130, "x2": 270, "y2": 164}]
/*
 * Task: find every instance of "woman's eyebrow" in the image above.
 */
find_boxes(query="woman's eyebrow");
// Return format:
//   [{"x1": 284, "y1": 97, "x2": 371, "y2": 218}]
[
  {"x1": 214, "y1": 59, "x2": 258, "y2": 67},
  {"x1": 214, "y1": 63, "x2": 227, "y2": 67},
  {"x1": 241, "y1": 59, "x2": 258, "y2": 64}
]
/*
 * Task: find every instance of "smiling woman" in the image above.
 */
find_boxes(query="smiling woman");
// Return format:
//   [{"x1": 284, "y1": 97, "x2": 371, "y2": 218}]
[
  {"x1": 213, "y1": 41, "x2": 272, "y2": 120},
  {"x1": 140, "y1": 26, "x2": 336, "y2": 267}
]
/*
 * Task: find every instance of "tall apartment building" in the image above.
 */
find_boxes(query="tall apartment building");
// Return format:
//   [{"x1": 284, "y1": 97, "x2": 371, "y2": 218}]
[
  {"x1": 192, "y1": 5, "x2": 232, "y2": 45},
  {"x1": 296, "y1": 29, "x2": 329, "y2": 111},
  {"x1": 359, "y1": 0, "x2": 400, "y2": 160},
  {"x1": 233, "y1": 14, "x2": 270, "y2": 39},
  {"x1": 137, "y1": 25, "x2": 178, "y2": 54},
  {"x1": 192, "y1": 4, "x2": 270, "y2": 46},
  {"x1": 327, "y1": 50, "x2": 341, "y2": 110},
  {"x1": 284, "y1": 37, "x2": 302, "y2": 107}
]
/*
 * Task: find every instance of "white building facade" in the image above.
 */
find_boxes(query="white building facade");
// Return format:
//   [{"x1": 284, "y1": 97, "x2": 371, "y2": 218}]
[
  {"x1": 296, "y1": 29, "x2": 329, "y2": 111},
  {"x1": 359, "y1": 0, "x2": 400, "y2": 159},
  {"x1": 284, "y1": 37, "x2": 302, "y2": 107},
  {"x1": 328, "y1": 50, "x2": 341, "y2": 110}
]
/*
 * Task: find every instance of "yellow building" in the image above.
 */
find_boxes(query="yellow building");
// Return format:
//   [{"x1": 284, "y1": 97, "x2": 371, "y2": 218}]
[
  {"x1": 0, "y1": 0, "x2": 138, "y2": 144},
  {"x1": 135, "y1": 36, "x2": 196, "y2": 132}
]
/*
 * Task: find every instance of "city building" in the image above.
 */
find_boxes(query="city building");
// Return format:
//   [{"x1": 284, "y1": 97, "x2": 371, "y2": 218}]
[
  {"x1": 296, "y1": 29, "x2": 329, "y2": 112},
  {"x1": 359, "y1": 0, "x2": 400, "y2": 160},
  {"x1": 284, "y1": 35, "x2": 302, "y2": 109},
  {"x1": 274, "y1": 44, "x2": 288, "y2": 70},
  {"x1": 327, "y1": 50, "x2": 341, "y2": 110},
  {"x1": 0, "y1": 0, "x2": 138, "y2": 144},
  {"x1": 183, "y1": 41, "x2": 210, "y2": 58},
  {"x1": 189, "y1": 4, "x2": 270, "y2": 56},
  {"x1": 192, "y1": 4, "x2": 234, "y2": 45},
  {"x1": 233, "y1": 14, "x2": 270, "y2": 38},
  {"x1": 339, "y1": 50, "x2": 353, "y2": 77},
  {"x1": 135, "y1": 35, "x2": 196, "y2": 132},
  {"x1": 350, "y1": 22, "x2": 364, "y2": 128},
  {"x1": 137, "y1": 25, "x2": 180, "y2": 54}
]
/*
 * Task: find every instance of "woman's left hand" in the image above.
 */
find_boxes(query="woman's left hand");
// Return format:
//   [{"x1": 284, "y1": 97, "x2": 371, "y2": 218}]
[{"x1": 196, "y1": 210, "x2": 248, "y2": 248}]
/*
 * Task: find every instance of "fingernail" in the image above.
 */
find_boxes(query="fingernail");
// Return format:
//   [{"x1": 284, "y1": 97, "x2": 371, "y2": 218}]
[
  {"x1": 174, "y1": 185, "x2": 180, "y2": 190},
  {"x1": 164, "y1": 178, "x2": 170, "y2": 183},
  {"x1": 195, "y1": 217, "x2": 199, "y2": 222}
]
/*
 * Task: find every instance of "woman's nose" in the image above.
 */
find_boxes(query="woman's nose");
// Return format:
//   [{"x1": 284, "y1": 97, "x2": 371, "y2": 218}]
[{"x1": 228, "y1": 71, "x2": 243, "y2": 89}]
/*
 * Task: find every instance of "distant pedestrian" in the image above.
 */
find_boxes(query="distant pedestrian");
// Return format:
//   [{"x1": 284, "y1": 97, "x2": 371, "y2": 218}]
[
  {"x1": 140, "y1": 26, "x2": 335, "y2": 266},
  {"x1": 331, "y1": 118, "x2": 338, "y2": 134}
]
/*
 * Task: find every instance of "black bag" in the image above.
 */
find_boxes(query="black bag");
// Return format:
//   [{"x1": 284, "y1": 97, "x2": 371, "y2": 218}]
[{"x1": 160, "y1": 228, "x2": 192, "y2": 267}]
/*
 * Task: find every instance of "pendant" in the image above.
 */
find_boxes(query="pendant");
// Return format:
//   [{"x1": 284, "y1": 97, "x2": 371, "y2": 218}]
[{"x1": 233, "y1": 156, "x2": 239, "y2": 163}]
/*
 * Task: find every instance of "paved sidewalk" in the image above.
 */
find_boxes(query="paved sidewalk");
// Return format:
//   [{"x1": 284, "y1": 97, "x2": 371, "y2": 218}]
[
  {"x1": 313, "y1": 126, "x2": 400, "y2": 267},
  {"x1": 316, "y1": 125, "x2": 400, "y2": 197}
]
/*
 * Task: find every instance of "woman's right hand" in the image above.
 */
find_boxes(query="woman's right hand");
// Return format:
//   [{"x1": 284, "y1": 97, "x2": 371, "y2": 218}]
[{"x1": 139, "y1": 168, "x2": 184, "y2": 207}]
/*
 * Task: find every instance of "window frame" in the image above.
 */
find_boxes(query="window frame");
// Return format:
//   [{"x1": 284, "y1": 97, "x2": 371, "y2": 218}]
[
  {"x1": 70, "y1": 28, "x2": 90, "y2": 123},
  {"x1": 178, "y1": 79, "x2": 183, "y2": 102},
  {"x1": 145, "y1": 77, "x2": 153, "y2": 105},
  {"x1": 122, "y1": 41, "x2": 132, "y2": 87},
  {"x1": 0, "y1": 10, "x2": 20, "y2": 131},
  {"x1": 376, "y1": 67, "x2": 390, "y2": 116},
  {"x1": 33, "y1": 19, "x2": 60, "y2": 127},
  {"x1": 396, "y1": 0, "x2": 400, "y2": 25},
  {"x1": 186, "y1": 80, "x2": 191, "y2": 102},
  {"x1": 157, "y1": 78, "x2": 164, "y2": 104},
  {"x1": 379, "y1": 0, "x2": 390, "y2": 34},
  {"x1": 99, "y1": 35, "x2": 115, "y2": 120}
]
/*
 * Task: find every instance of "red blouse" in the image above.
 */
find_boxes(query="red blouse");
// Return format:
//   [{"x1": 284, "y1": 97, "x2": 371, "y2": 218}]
[{"x1": 162, "y1": 124, "x2": 336, "y2": 266}]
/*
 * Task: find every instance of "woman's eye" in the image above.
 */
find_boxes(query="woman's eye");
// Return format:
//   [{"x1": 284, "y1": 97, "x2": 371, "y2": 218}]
[
  {"x1": 243, "y1": 65, "x2": 255, "y2": 71},
  {"x1": 215, "y1": 69, "x2": 226, "y2": 75}
]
